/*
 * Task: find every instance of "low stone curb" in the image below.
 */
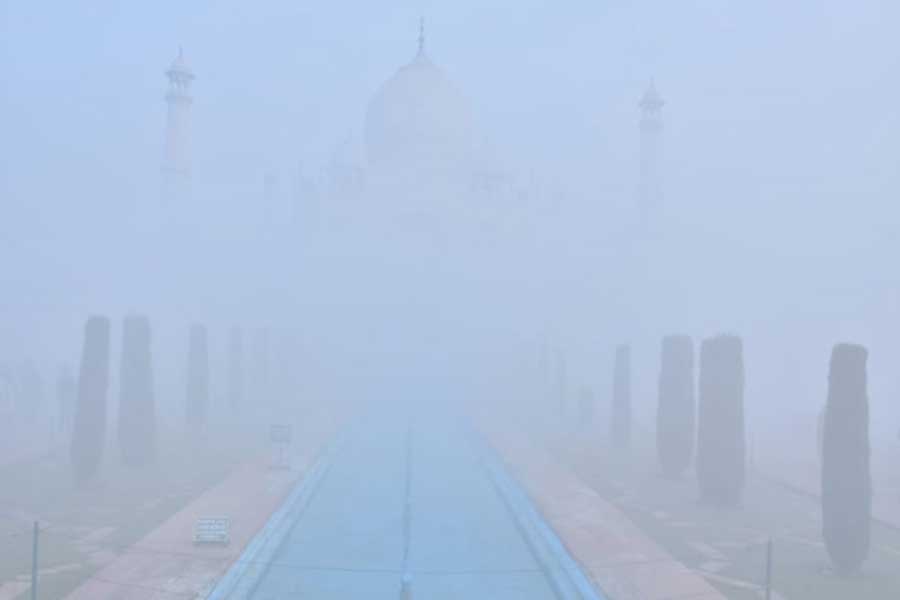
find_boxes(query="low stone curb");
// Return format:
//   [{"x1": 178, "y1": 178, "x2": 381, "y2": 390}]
[{"x1": 203, "y1": 434, "x2": 343, "y2": 599}]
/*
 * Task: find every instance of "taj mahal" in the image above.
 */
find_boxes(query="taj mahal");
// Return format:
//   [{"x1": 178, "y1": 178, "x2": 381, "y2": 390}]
[
  {"x1": 160, "y1": 20, "x2": 663, "y2": 246},
  {"x1": 150, "y1": 20, "x2": 668, "y2": 387}
]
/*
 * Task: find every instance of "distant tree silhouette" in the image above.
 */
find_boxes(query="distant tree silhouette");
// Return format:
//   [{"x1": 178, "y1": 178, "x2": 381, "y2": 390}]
[
  {"x1": 578, "y1": 386, "x2": 594, "y2": 425},
  {"x1": 70, "y1": 316, "x2": 111, "y2": 483},
  {"x1": 696, "y1": 334, "x2": 745, "y2": 505},
  {"x1": 18, "y1": 360, "x2": 44, "y2": 424},
  {"x1": 56, "y1": 366, "x2": 76, "y2": 433},
  {"x1": 657, "y1": 335, "x2": 695, "y2": 478},
  {"x1": 186, "y1": 324, "x2": 209, "y2": 431},
  {"x1": 822, "y1": 343, "x2": 871, "y2": 574},
  {"x1": 227, "y1": 326, "x2": 243, "y2": 411},
  {"x1": 118, "y1": 316, "x2": 156, "y2": 466},
  {"x1": 256, "y1": 328, "x2": 270, "y2": 406},
  {"x1": 611, "y1": 344, "x2": 631, "y2": 448}
]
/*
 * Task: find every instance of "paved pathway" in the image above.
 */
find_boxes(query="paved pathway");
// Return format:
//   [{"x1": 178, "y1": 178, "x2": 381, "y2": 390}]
[
  {"x1": 249, "y1": 413, "x2": 561, "y2": 600},
  {"x1": 485, "y1": 423, "x2": 726, "y2": 600}
]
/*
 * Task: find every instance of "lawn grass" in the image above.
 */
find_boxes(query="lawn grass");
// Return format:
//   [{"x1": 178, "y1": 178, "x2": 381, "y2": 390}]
[
  {"x1": 0, "y1": 424, "x2": 262, "y2": 599},
  {"x1": 559, "y1": 433, "x2": 900, "y2": 600}
]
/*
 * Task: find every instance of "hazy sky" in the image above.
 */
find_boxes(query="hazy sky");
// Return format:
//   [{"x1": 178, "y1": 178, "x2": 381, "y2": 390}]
[
  {"x1": 2, "y1": 1, "x2": 899, "y2": 440},
  {"x1": 3, "y1": 1, "x2": 898, "y2": 212}
]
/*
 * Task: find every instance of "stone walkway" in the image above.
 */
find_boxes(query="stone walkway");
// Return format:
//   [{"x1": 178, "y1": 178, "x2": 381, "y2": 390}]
[
  {"x1": 484, "y1": 424, "x2": 725, "y2": 600},
  {"x1": 245, "y1": 413, "x2": 563, "y2": 600}
]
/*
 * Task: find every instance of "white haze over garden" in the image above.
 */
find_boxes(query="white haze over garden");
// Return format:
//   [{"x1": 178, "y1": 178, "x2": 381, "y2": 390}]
[{"x1": 2, "y1": 0, "x2": 899, "y2": 457}]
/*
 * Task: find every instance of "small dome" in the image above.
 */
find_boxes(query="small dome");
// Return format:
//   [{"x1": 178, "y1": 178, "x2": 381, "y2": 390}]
[
  {"x1": 639, "y1": 80, "x2": 664, "y2": 112},
  {"x1": 364, "y1": 41, "x2": 476, "y2": 177},
  {"x1": 167, "y1": 47, "x2": 194, "y2": 81}
]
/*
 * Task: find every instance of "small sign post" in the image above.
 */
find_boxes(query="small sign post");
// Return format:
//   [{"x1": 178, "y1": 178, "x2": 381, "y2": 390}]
[
  {"x1": 193, "y1": 517, "x2": 231, "y2": 545},
  {"x1": 31, "y1": 521, "x2": 38, "y2": 600},
  {"x1": 269, "y1": 424, "x2": 293, "y2": 469}
]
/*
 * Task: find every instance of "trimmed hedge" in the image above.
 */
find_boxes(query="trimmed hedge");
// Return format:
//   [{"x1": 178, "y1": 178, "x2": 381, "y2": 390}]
[
  {"x1": 185, "y1": 324, "x2": 209, "y2": 430},
  {"x1": 118, "y1": 315, "x2": 156, "y2": 466},
  {"x1": 657, "y1": 335, "x2": 695, "y2": 478},
  {"x1": 611, "y1": 344, "x2": 631, "y2": 448},
  {"x1": 822, "y1": 343, "x2": 871, "y2": 574},
  {"x1": 70, "y1": 316, "x2": 111, "y2": 483},
  {"x1": 697, "y1": 334, "x2": 745, "y2": 506}
]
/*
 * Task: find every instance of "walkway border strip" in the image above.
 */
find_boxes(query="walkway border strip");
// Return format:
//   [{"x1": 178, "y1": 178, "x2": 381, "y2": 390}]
[
  {"x1": 477, "y1": 433, "x2": 608, "y2": 600},
  {"x1": 204, "y1": 434, "x2": 343, "y2": 599}
]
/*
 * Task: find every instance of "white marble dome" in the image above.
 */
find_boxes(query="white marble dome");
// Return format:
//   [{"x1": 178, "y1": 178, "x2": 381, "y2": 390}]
[{"x1": 364, "y1": 43, "x2": 477, "y2": 178}]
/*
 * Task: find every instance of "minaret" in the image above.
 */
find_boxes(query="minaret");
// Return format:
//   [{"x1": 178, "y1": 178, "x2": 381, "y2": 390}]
[
  {"x1": 162, "y1": 47, "x2": 194, "y2": 202},
  {"x1": 638, "y1": 80, "x2": 664, "y2": 218}
]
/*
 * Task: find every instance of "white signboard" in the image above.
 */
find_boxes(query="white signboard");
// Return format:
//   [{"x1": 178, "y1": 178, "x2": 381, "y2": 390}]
[
  {"x1": 270, "y1": 425, "x2": 293, "y2": 444},
  {"x1": 193, "y1": 516, "x2": 231, "y2": 545}
]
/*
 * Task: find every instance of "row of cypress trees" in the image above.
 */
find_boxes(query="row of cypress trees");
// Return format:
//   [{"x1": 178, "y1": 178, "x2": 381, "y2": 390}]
[
  {"x1": 609, "y1": 335, "x2": 746, "y2": 505},
  {"x1": 69, "y1": 316, "x2": 221, "y2": 483},
  {"x1": 649, "y1": 335, "x2": 871, "y2": 573},
  {"x1": 569, "y1": 333, "x2": 870, "y2": 574},
  {"x1": 610, "y1": 334, "x2": 747, "y2": 504}
]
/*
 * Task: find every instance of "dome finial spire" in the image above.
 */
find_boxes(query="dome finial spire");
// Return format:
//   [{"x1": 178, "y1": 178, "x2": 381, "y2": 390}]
[
  {"x1": 417, "y1": 16, "x2": 426, "y2": 57},
  {"x1": 640, "y1": 77, "x2": 664, "y2": 112}
]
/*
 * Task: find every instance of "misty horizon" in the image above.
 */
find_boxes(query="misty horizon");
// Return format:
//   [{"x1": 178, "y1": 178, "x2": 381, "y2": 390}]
[{"x1": 1, "y1": 3, "x2": 899, "y2": 599}]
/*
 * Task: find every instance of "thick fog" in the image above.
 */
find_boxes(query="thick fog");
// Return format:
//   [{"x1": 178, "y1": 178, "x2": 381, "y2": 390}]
[
  {"x1": 4, "y1": 1, "x2": 899, "y2": 434},
  {"x1": 2, "y1": 2, "x2": 899, "y2": 598}
]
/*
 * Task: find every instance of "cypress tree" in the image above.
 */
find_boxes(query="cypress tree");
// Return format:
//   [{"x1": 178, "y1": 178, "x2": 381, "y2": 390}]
[
  {"x1": 822, "y1": 343, "x2": 870, "y2": 574},
  {"x1": 70, "y1": 316, "x2": 111, "y2": 483},
  {"x1": 611, "y1": 344, "x2": 631, "y2": 448},
  {"x1": 186, "y1": 324, "x2": 209, "y2": 431},
  {"x1": 556, "y1": 350, "x2": 567, "y2": 416},
  {"x1": 696, "y1": 334, "x2": 745, "y2": 506},
  {"x1": 657, "y1": 335, "x2": 695, "y2": 478},
  {"x1": 226, "y1": 326, "x2": 243, "y2": 411},
  {"x1": 0, "y1": 364, "x2": 13, "y2": 417},
  {"x1": 56, "y1": 366, "x2": 77, "y2": 433},
  {"x1": 118, "y1": 316, "x2": 156, "y2": 466}
]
